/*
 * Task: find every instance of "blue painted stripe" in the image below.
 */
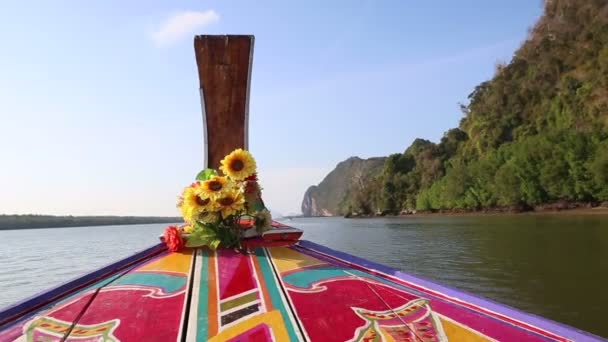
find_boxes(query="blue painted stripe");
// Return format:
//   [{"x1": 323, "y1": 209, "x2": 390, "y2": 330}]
[
  {"x1": 112, "y1": 273, "x2": 187, "y2": 293},
  {"x1": 282, "y1": 263, "x2": 429, "y2": 298},
  {"x1": 196, "y1": 249, "x2": 209, "y2": 342},
  {"x1": 255, "y1": 248, "x2": 300, "y2": 341},
  {"x1": 283, "y1": 266, "x2": 367, "y2": 288}
]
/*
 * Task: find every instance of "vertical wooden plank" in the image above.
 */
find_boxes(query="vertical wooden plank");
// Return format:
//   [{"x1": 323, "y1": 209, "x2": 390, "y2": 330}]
[
  {"x1": 194, "y1": 35, "x2": 254, "y2": 170},
  {"x1": 207, "y1": 249, "x2": 219, "y2": 337},
  {"x1": 186, "y1": 249, "x2": 205, "y2": 342}
]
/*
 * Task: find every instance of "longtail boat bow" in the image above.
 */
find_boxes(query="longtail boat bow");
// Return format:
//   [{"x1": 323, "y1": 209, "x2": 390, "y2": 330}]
[{"x1": 0, "y1": 35, "x2": 603, "y2": 342}]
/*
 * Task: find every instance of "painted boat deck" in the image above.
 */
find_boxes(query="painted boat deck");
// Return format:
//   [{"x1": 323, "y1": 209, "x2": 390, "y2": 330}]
[{"x1": 0, "y1": 241, "x2": 604, "y2": 341}]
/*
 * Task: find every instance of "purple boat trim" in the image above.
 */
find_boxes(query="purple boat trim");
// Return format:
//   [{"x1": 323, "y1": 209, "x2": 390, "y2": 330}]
[
  {"x1": 0, "y1": 242, "x2": 166, "y2": 329},
  {"x1": 296, "y1": 240, "x2": 606, "y2": 342}
]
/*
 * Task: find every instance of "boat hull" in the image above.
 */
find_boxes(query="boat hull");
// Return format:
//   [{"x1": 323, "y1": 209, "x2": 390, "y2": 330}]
[{"x1": 0, "y1": 241, "x2": 604, "y2": 341}]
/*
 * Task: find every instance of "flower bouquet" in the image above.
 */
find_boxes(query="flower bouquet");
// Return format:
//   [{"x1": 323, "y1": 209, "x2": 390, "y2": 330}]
[{"x1": 162, "y1": 149, "x2": 272, "y2": 252}]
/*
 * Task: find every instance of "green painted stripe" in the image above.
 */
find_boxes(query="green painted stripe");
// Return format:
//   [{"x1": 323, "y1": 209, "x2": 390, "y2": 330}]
[
  {"x1": 196, "y1": 249, "x2": 209, "y2": 342},
  {"x1": 255, "y1": 248, "x2": 301, "y2": 341},
  {"x1": 220, "y1": 292, "x2": 258, "y2": 312}
]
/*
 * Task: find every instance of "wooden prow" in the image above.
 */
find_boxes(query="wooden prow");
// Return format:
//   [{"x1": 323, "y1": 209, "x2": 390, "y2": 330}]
[{"x1": 194, "y1": 35, "x2": 254, "y2": 170}]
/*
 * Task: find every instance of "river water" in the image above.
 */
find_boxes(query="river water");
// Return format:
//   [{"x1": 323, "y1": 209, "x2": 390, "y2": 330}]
[{"x1": 0, "y1": 214, "x2": 607, "y2": 337}]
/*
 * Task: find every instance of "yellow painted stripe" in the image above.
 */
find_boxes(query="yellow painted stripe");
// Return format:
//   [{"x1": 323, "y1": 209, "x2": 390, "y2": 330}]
[
  {"x1": 220, "y1": 292, "x2": 258, "y2": 312},
  {"x1": 440, "y1": 316, "x2": 494, "y2": 341},
  {"x1": 139, "y1": 249, "x2": 193, "y2": 274},
  {"x1": 269, "y1": 247, "x2": 327, "y2": 273}
]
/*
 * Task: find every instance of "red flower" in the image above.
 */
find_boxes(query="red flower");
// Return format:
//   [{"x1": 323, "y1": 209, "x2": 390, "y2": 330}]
[
  {"x1": 163, "y1": 226, "x2": 185, "y2": 252},
  {"x1": 245, "y1": 173, "x2": 258, "y2": 182}
]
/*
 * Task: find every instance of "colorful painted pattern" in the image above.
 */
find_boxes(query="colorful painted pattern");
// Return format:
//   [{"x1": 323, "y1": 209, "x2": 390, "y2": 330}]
[
  {"x1": 0, "y1": 249, "x2": 194, "y2": 342},
  {"x1": 184, "y1": 244, "x2": 602, "y2": 341},
  {"x1": 0, "y1": 241, "x2": 603, "y2": 341}
]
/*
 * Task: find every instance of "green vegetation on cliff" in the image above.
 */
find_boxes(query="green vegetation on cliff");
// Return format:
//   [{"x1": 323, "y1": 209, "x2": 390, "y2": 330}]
[{"x1": 305, "y1": 0, "x2": 608, "y2": 216}]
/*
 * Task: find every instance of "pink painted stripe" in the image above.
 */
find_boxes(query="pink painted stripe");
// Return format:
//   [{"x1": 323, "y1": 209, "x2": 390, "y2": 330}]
[{"x1": 217, "y1": 249, "x2": 256, "y2": 300}]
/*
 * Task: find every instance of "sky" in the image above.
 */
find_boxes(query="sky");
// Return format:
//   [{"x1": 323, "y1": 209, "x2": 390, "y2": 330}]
[{"x1": 0, "y1": 1, "x2": 544, "y2": 217}]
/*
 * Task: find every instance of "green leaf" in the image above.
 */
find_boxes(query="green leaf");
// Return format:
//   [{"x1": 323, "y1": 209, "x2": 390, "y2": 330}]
[
  {"x1": 186, "y1": 222, "x2": 220, "y2": 247},
  {"x1": 210, "y1": 239, "x2": 221, "y2": 250},
  {"x1": 196, "y1": 168, "x2": 217, "y2": 181},
  {"x1": 185, "y1": 235, "x2": 208, "y2": 248}
]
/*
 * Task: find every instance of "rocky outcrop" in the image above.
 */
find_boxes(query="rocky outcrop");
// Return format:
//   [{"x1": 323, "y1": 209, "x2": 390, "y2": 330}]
[
  {"x1": 301, "y1": 186, "x2": 336, "y2": 216},
  {"x1": 301, "y1": 186, "x2": 319, "y2": 217},
  {"x1": 301, "y1": 156, "x2": 386, "y2": 216}
]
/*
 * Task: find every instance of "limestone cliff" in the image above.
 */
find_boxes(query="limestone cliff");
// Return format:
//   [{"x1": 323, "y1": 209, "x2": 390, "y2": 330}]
[{"x1": 301, "y1": 157, "x2": 386, "y2": 216}]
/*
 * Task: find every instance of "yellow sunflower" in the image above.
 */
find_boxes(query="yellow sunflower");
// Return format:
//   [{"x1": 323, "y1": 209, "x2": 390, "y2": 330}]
[
  {"x1": 219, "y1": 149, "x2": 257, "y2": 181},
  {"x1": 215, "y1": 189, "x2": 246, "y2": 218},
  {"x1": 201, "y1": 176, "x2": 231, "y2": 196},
  {"x1": 180, "y1": 185, "x2": 214, "y2": 222}
]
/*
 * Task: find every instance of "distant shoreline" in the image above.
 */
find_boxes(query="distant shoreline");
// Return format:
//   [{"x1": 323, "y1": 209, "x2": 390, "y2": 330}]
[
  {"x1": 302, "y1": 205, "x2": 608, "y2": 219},
  {"x1": 0, "y1": 215, "x2": 183, "y2": 231},
  {"x1": 397, "y1": 206, "x2": 608, "y2": 218}
]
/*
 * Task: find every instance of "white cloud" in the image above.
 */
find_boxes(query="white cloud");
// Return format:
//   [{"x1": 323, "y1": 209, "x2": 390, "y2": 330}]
[{"x1": 151, "y1": 10, "x2": 220, "y2": 47}]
